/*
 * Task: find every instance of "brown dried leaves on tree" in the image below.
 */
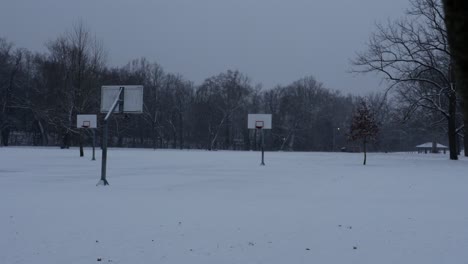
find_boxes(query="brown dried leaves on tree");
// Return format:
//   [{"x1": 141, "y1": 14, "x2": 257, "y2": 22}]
[{"x1": 349, "y1": 101, "x2": 379, "y2": 165}]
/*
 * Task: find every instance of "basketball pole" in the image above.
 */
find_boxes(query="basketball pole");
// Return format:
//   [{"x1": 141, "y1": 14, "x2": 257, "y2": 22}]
[
  {"x1": 99, "y1": 87, "x2": 124, "y2": 186},
  {"x1": 261, "y1": 128, "x2": 265, "y2": 166},
  {"x1": 92, "y1": 129, "x2": 96, "y2": 161},
  {"x1": 249, "y1": 114, "x2": 271, "y2": 166}
]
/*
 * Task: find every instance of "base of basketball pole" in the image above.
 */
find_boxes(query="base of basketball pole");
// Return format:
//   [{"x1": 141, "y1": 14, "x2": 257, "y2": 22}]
[
  {"x1": 96, "y1": 179, "x2": 109, "y2": 186},
  {"x1": 260, "y1": 145, "x2": 265, "y2": 166}
]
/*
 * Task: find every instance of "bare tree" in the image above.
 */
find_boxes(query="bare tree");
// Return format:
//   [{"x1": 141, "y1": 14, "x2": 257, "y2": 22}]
[
  {"x1": 195, "y1": 70, "x2": 252, "y2": 150},
  {"x1": 443, "y1": 0, "x2": 468, "y2": 156},
  {"x1": 142, "y1": 61, "x2": 165, "y2": 149},
  {"x1": 353, "y1": 0, "x2": 460, "y2": 159},
  {"x1": 46, "y1": 21, "x2": 105, "y2": 155},
  {"x1": 0, "y1": 39, "x2": 23, "y2": 146},
  {"x1": 274, "y1": 76, "x2": 339, "y2": 151},
  {"x1": 160, "y1": 73, "x2": 193, "y2": 149}
]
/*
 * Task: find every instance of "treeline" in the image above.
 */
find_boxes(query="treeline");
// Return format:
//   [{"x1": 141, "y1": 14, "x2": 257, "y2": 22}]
[{"x1": 0, "y1": 23, "x2": 453, "y2": 152}]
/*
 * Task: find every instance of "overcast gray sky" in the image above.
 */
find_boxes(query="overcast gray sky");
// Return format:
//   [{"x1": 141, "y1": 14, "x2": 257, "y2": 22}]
[{"x1": 0, "y1": 0, "x2": 409, "y2": 94}]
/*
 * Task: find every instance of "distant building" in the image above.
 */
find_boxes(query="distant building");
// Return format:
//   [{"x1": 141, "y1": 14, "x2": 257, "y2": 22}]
[{"x1": 416, "y1": 142, "x2": 449, "y2": 154}]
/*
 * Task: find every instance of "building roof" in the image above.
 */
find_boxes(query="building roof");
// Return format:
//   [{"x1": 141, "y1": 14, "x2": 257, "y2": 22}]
[{"x1": 416, "y1": 142, "x2": 448, "y2": 149}]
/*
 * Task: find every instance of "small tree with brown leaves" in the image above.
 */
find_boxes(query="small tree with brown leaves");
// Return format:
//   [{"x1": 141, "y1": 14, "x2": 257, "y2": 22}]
[{"x1": 349, "y1": 101, "x2": 379, "y2": 165}]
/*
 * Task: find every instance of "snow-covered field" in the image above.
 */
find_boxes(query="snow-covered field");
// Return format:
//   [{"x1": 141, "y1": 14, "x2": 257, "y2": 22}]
[{"x1": 1, "y1": 147, "x2": 467, "y2": 264}]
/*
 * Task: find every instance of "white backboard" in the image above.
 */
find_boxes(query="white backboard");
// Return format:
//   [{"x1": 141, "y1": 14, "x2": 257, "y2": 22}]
[
  {"x1": 248, "y1": 114, "x2": 272, "y2": 129},
  {"x1": 77, "y1": 114, "x2": 97, "y2": 129},
  {"x1": 101, "y1": 85, "x2": 143, "y2": 113}
]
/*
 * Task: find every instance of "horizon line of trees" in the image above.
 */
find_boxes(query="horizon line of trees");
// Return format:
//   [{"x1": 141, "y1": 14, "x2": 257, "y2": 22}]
[{"x1": 0, "y1": 19, "x2": 463, "y2": 155}]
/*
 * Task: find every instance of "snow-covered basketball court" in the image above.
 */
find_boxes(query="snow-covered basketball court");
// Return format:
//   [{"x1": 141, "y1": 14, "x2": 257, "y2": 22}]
[{"x1": 1, "y1": 147, "x2": 467, "y2": 263}]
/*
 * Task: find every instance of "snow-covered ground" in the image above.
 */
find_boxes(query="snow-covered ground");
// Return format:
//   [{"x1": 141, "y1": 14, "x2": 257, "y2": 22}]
[{"x1": 1, "y1": 147, "x2": 467, "y2": 264}]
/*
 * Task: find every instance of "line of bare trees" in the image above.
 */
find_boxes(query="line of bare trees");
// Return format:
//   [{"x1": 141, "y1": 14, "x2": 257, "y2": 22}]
[{"x1": 0, "y1": 19, "x2": 462, "y2": 154}]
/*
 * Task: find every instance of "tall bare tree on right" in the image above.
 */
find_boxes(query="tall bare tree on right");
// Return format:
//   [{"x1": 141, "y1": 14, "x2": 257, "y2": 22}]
[
  {"x1": 353, "y1": 0, "x2": 461, "y2": 160},
  {"x1": 349, "y1": 101, "x2": 379, "y2": 165},
  {"x1": 442, "y1": 0, "x2": 468, "y2": 154}
]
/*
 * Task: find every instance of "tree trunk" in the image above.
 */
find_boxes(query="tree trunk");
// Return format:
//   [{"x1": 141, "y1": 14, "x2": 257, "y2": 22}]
[
  {"x1": 448, "y1": 93, "x2": 458, "y2": 160},
  {"x1": 464, "y1": 115, "x2": 468, "y2": 157},
  {"x1": 209, "y1": 123, "x2": 223, "y2": 151},
  {"x1": 172, "y1": 130, "x2": 177, "y2": 149},
  {"x1": 62, "y1": 132, "x2": 70, "y2": 149},
  {"x1": 179, "y1": 113, "x2": 184, "y2": 150},
  {"x1": 363, "y1": 139, "x2": 367, "y2": 165},
  {"x1": 225, "y1": 116, "x2": 230, "y2": 150},
  {"x1": 280, "y1": 134, "x2": 288, "y2": 151},
  {"x1": 1, "y1": 127, "x2": 10, "y2": 146},
  {"x1": 117, "y1": 135, "x2": 123, "y2": 147},
  {"x1": 243, "y1": 129, "x2": 250, "y2": 151},
  {"x1": 443, "y1": 1, "x2": 468, "y2": 157},
  {"x1": 66, "y1": 107, "x2": 75, "y2": 150},
  {"x1": 37, "y1": 119, "x2": 47, "y2": 146},
  {"x1": 169, "y1": 120, "x2": 177, "y2": 149},
  {"x1": 152, "y1": 122, "x2": 157, "y2": 150},
  {"x1": 288, "y1": 133, "x2": 295, "y2": 151},
  {"x1": 210, "y1": 133, "x2": 217, "y2": 151},
  {"x1": 207, "y1": 124, "x2": 213, "y2": 151}
]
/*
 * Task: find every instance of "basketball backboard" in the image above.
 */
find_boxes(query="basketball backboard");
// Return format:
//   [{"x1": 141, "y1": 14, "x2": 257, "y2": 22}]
[
  {"x1": 77, "y1": 114, "x2": 97, "y2": 129},
  {"x1": 100, "y1": 85, "x2": 143, "y2": 113},
  {"x1": 248, "y1": 114, "x2": 272, "y2": 129}
]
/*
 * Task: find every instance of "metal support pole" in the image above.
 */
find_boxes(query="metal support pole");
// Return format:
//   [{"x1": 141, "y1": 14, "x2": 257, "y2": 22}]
[
  {"x1": 100, "y1": 120, "x2": 109, "y2": 185},
  {"x1": 92, "y1": 129, "x2": 96, "y2": 161},
  {"x1": 261, "y1": 128, "x2": 265, "y2": 166},
  {"x1": 98, "y1": 87, "x2": 124, "y2": 186}
]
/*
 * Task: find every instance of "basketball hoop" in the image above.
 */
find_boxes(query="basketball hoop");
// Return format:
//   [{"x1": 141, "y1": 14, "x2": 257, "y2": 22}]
[
  {"x1": 247, "y1": 114, "x2": 272, "y2": 166},
  {"x1": 82, "y1": 121, "x2": 91, "y2": 128},
  {"x1": 255, "y1": 121, "x2": 264, "y2": 129}
]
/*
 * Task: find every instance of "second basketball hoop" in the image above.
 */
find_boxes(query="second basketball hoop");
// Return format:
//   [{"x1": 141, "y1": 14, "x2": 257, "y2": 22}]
[
  {"x1": 77, "y1": 114, "x2": 97, "y2": 129},
  {"x1": 76, "y1": 114, "x2": 98, "y2": 161},
  {"x1": 255, "y1": 121, "x2": 264, "y2": 129},
  {"x1": 248, "y1": 114, "x2": 272, "y2": 130},
  {"x1": 248, "y1": 114, "x2": 272, "y2": 166}
]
